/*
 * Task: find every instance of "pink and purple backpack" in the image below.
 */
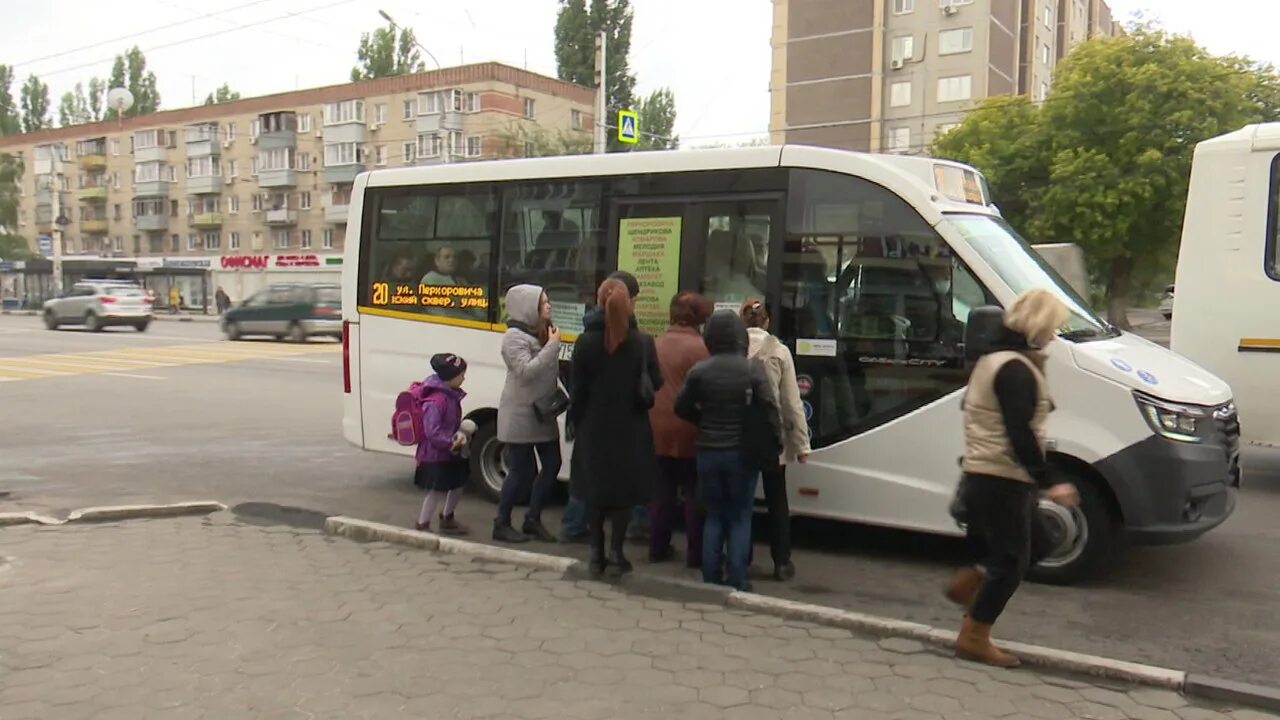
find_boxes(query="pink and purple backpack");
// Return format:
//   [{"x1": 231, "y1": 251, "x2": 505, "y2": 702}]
[{"x1": 390, "y1": 381, "x2": 433, "y2": 446}]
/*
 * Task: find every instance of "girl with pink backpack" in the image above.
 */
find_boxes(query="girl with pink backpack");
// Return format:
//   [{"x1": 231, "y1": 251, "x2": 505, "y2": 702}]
[{"x1": 413, "y1": 353, "x2": 472, "y2": 535}]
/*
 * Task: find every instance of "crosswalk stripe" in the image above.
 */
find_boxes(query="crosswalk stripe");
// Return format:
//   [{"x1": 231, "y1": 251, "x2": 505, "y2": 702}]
[{"x1": 0, "y1": 340, "x2": 337, "y2": 383}]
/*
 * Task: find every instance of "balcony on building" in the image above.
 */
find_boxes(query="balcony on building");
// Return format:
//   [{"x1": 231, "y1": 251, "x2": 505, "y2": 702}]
[
  {"x1": 416, "y1": 90, "x2": 465, "y2": 135},
  {"x1": 323, "y1": 100, "x2": 366, "y2": 144},
  {"x1": 265, "y1": 208, "x2": 297, "y2": 225},
  {"x1": 186, "y1": 156, "x2": 223, "y2": 195},
  {"x1": 79, "y1": 174, "x2": 110, "y2": 202},
  {"x1": 34, "y1": 143, "x2": 68, "y2": 176},
  {"x1": 134, "y1": 129, "x2": 172, "y2": 164},
  {"x1": 134, "y1": 163, "x2": 173, "y2": 198},
  {"x1": 324, "y1": 189, "x2": 351, "y2": 224},
  {"x1": 82, "y1": 218, "x2": 109, "y2": 234},
  {"x1": 184, "y1": 123, "x2": 221, "y2": 157},
  {"x1": 255, "y1": 147, "x2": 298, "y2": 188},
  {"x1": 257, "y1": 112, "x2": 297, "y2": 150},
  {"x1": 322, "y1": 142, "x2": 364, "y2": 185},
  {"x1": 192, "y1": 212, "x2": 223, "y2": 229},
  {"x1": 133, "y1": 197, "x2": 169, "y2": 232},
  {"x1": 77, "y1": 138, "x2": 108, "y2": 170}
]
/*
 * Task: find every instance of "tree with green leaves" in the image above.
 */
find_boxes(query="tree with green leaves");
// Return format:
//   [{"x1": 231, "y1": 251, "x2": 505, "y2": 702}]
[
  {"x1": 493, "y1": 121, "x2": 592, "y2": 159},
  {"x1": 58, "y1": 82, "x2": 94, "y2": 127},
  {"x1": 933, "y1": 27, "x2": 1280, "y2": 328},
  {"x1": 351, "y1": 22, "x2": 425, "y2": 81},
  {"x1": 106, "y1": 47, "x2": 160, "y2": 119},
  {"x1": 635, "y1": 87, "x2": 677, "y2": 150},
  {"x1": 554, "y1": 0, "x2": 637, "y2": 151},
  {"x1": 20, "y1": 75, "x2": 50, "y2": 133},
  {"x1": 0, "y1": 65, "x2": 19, "y2": 136},
  {"x1": 0, "y1": 153, "x2": 27, "y2": 258},
  {"x1": 204, "y1": 83, "x2": 241, "y2": 106},
  {"x1": 87, "y1": 77, "x2": 106, "y2": 121}
]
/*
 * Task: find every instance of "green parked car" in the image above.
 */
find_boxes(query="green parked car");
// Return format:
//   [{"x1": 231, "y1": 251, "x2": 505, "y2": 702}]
[{"x1": 222, "y1": 283, "x2": 342, "y2": 342}]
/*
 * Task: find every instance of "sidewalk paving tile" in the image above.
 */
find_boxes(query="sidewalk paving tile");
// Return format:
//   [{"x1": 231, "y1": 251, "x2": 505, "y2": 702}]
[{"x1": 0, "y1": 515, "x2": 1274, "y2": 720}]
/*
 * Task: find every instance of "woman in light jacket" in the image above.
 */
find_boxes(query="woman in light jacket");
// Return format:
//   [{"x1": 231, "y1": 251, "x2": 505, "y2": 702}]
[
  {"x1": 741, "y1": 299, "x2": 810, "y2": 581},
  {"x1": 493, "y1": 283, "x2": 562, "y2": 544}
]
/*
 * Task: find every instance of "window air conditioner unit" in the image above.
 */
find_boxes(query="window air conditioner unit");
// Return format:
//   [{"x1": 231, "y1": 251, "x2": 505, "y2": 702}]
[
  {"x1": 891, "y1": 59, "x2": 905, "y2": 70},
  {"x1": 315, "y1": 130, "x2": 324, "y2": 138},
  {"x1": 942, "y1": 1, "x2": 958, "y2": 15},
  {"x1": 250, "y1": 137, "x2": 258, "y2": 145},
  {"x1": 222, "y1": 139, "x2": 233, "y2": 148}
]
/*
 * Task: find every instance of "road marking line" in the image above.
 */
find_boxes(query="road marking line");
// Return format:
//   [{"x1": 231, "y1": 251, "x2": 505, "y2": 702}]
[
  {"x1": 61, "y1": 354, "x2": 171, "y2": 367},
  {"x1": 103, "y1": 372, "x2": 166, "y2": 380},
  {"x1": 0, "y1": 365, "x2": 70, "y2": 377},
  {"x1": 0, "y1": 357, "x2": 148, "y2": 372},
  {"x1": 247, "y1": 356, "x2": 334, "y2": 364}
]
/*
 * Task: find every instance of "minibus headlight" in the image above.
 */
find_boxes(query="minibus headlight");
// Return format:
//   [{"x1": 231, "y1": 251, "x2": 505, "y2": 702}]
[{"x1": 1134, "y1": 393, "x2": 1206, "y2": 443}]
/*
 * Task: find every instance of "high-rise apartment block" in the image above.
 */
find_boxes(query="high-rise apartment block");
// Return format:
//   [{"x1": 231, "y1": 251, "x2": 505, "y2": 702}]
[
  {"x1": 0, "y1": 63, "x2": 593, "y2": 308},
  {"x1": 770, "y1": 0, "x2": 1116, "y2": 154}
]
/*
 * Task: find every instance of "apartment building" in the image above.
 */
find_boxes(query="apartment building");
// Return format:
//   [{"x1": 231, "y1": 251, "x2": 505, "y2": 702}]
[
  {"x1": 0, "y1": 62, "x2": 594, "y2": 308},
  {"x1": 769, "y1": 0, "x2": 1115, "y2": 154}
]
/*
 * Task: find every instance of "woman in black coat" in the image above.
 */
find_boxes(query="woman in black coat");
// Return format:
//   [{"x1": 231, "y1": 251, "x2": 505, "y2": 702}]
[{"x1": 567, "y1": 277, "x2": 663, "y2": 576}]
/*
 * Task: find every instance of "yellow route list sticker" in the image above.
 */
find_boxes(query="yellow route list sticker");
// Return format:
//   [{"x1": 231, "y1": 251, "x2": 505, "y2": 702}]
[{"x1": 617, "y1": 216, "x2": 682, "y2": 335}]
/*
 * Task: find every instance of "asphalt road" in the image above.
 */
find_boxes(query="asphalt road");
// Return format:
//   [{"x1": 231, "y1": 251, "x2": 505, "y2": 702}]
[{"x1": 1, "y1": 313, "x2": 1277, "y2": 687}]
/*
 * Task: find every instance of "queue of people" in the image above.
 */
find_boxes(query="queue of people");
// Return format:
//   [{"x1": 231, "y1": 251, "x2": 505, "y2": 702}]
[{"x1": 405, "y1": 270, "x2": 1073, "y2": 669}]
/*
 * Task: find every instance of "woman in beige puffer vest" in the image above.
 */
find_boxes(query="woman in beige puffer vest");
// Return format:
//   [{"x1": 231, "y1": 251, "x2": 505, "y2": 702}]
[
  {"x1": 742, "y1": 299, "x2": 811, "y2": 582},
  {"x1": 945, "y1": 289, "x2": 1081, "y2": 668}
]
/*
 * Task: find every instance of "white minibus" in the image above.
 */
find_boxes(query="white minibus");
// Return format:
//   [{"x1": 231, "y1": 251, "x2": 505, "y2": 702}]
[
  {"x1": 1173, "y1": 123, "x2": 1280, "y2": 448},
  {"x1": 341, "y1": 146, "x2": 1239, "y2": 583}
]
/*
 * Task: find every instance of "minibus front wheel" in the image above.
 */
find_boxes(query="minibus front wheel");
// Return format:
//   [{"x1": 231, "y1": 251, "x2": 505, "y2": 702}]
[
  {"x1": 1028, "y1": 469, "x2": 1118, "y2": 585},
  {"x1": 468, "y1": 421, "x2": 507, "y2": 503}
]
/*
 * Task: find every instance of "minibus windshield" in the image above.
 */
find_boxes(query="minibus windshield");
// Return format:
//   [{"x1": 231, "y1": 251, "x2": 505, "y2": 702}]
[{"x1": 945, "y1": 214, "x2": 1116, "y2": 340}]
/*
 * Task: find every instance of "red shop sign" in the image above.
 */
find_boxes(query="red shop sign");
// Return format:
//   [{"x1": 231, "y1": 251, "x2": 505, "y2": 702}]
[{"x1": 220, "y1": 255, "x2": 269, "y2": 269}]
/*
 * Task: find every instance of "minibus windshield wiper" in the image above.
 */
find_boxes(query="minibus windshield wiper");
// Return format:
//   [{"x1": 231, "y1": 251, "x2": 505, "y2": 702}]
[{"x1": 1059, "y1": 327, "x2": 1109, "y2": 342}]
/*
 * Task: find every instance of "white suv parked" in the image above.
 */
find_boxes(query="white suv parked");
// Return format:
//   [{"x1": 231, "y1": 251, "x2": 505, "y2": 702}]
[{"x1": 43, "y1": 281, "x2": 153, "y2": 332}]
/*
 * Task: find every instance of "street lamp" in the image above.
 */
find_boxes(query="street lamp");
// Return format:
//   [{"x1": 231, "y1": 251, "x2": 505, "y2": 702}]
[{"x1": 378, "y1": 9, "x2": 441, "y2": 70}]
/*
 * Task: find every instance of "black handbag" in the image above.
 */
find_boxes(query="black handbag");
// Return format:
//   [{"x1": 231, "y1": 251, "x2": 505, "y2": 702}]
[
  {"x1": 533, "y1": 387, "x2": 570, "y2": 422},
  {"x1": 636, "y1": 335, "x2": 656, "y2": 410},
  {"x1": 741, "y1": 366, "x2": 783, "y2": 473}
]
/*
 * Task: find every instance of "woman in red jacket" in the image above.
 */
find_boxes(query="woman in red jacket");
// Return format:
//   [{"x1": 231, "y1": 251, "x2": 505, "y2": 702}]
[{"x1": 647, "y1": 292, "x2": 713, "y2": 565}]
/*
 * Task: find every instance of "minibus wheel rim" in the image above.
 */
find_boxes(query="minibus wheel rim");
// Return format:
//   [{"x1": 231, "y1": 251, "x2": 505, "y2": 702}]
[
  {"x1": 479, "y1": 436, "x2": 508, "y2": 496},
  {"x1": 1036, "y1": 499, "x2": 1088, "y2": 568}
]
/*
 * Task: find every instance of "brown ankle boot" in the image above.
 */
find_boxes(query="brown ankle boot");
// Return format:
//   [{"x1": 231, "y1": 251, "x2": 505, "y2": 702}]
[
  {"x1": 945, "y1": 566, "x2": 984, "y2": 609},
  {"x1": 956, "y1": 616, "x2": 1020, "y2": 668}
]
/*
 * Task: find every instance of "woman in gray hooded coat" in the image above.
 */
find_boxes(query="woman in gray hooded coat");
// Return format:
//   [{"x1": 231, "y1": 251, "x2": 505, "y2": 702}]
[{"x1": 493, "y1": 284, "x2": 562, "y2": 543}]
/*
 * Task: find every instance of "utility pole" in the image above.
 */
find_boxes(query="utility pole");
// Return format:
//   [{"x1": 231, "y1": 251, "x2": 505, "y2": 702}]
[{"x1": 593, "y1": 31, "x2": 607, "y2": 155}]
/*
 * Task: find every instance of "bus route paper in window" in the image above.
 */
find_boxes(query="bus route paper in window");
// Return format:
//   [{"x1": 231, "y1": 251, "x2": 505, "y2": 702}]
[
  {"x1": 617, "y1": 216, "x2": 682, "y2": 335},
  {"x1": 551, "y1": 301, "x2": 586, "y2": 338}
]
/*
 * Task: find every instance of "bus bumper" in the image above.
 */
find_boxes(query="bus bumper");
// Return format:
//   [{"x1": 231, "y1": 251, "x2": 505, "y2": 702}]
[{"x1": 1095, "y1": 435, "x2": 1240, "y2": 546}]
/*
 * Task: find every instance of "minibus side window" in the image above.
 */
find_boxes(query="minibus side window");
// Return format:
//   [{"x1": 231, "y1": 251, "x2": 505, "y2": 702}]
[
  {"x1": 361, "y1": 185, "x2": 497, "y2": 322},
  {"x1": 1267, "y1": 154, "x2": 1280, "y2": 282},
  {"x1": 782, "y1": 169, "x2": 995, "y2": 447},
  {"x1": 498, "y1": 181, "x2": 609, "y2": 336}
]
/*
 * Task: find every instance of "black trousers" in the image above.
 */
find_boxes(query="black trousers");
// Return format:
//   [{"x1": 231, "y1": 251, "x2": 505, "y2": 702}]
[
  {"x1": 961, "y1": 473, "x2": 1054, "y2": 624},
  {"x1": 760, "y1": 464, "x2": 792, "y2": 566}
]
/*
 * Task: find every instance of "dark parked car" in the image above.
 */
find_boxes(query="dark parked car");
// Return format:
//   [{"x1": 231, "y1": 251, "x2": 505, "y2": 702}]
[{"x1": 222, "y1": 283, "x2": 341, "y2": 342}]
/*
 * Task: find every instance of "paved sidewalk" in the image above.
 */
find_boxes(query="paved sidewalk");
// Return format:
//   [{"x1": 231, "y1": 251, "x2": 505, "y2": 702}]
[{"x1": 0, "y1": 516, "x2": 1272, "y2": 720}]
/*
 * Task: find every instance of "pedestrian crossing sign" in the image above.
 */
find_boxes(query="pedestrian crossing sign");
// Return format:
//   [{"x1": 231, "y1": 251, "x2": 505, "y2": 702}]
[{"x1": 617, "y1": 109, "x2": 639, "y2": 144}]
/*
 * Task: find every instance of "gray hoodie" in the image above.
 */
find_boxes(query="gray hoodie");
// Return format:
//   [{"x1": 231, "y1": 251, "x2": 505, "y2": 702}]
[{"x1": 497, "y1": 284, "x2": 562, "y2": 444}]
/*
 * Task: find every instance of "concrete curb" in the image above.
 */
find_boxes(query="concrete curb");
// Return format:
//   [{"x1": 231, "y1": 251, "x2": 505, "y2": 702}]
[
  {"x1": 321, "y1": 513, "x2": 1280, "y2": 707},
  {"x1": 0, "y1": 511, "x2": 64, "y2": 527},
  {"x1": 65, "y1": 501, "x2": 226, "y2": 523}
]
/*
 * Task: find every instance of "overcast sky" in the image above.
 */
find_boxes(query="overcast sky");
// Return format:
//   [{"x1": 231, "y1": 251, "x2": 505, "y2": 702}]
[{"x1": 2, "y1": 0, "x2": 1277, "y2": 147}]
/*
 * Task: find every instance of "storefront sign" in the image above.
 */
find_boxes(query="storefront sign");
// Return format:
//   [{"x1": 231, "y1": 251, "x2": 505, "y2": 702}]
[
  {"x1": 165, "y1": 258, "x2": 212, "y2": 269},
  {"x1": 221, "y1": 255, "x2": 270, "y2": 269},
  {"x1": 136, "y1": 258, "x2": 164, "y2": 271},
  {"x1": 274, "y1": 254, "x2": 321, "y2": 268},
  {"x1": 37, "y1": 235, "x2": 53, "y2": 257},
  {"x1": 617, "y1": 216, "x2": 682, "y2": 335}
]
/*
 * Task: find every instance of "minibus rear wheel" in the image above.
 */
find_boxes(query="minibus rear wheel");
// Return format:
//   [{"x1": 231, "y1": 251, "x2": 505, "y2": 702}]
[{"x1": 1028, "y1": 471, "x2": 1116, "y2": 585}]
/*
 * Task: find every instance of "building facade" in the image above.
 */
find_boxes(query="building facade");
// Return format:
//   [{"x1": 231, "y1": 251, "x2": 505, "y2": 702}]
[
  {"x1": 769, "y1": 0, "x2": 1115, "y2": 154},
  {"x1": 0, "y1": 62, "x2": 594, "y2": 309}
]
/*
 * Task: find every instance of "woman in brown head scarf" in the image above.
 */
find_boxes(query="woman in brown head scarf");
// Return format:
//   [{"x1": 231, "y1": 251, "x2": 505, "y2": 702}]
[{"x1": 566, "y1": 278, "x2": 663, "y2": 576}]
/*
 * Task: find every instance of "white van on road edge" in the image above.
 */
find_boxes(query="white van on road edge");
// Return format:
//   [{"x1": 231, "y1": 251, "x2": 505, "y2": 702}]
[
  {"x1": 1173, "y1": 123, "x2": 1280, "y2": 449},
  {"x1": 341, "y1": 146, "x2": 1240, "y2": 584}
]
